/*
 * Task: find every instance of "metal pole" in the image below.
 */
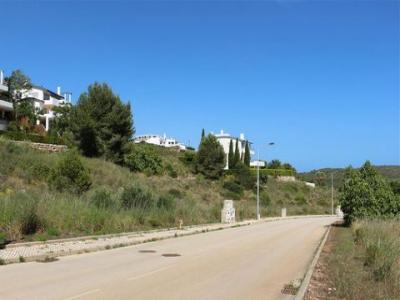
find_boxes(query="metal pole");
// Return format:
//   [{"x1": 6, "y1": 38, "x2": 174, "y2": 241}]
[
  {"x1": 331, "y1": 173, "x2": 334, "y2": 215},
  {"x1": 257, "y1": 149, "x2": 260, "y2": 220}
]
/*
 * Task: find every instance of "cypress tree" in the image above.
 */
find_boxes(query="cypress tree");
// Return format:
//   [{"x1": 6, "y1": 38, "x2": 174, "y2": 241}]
[
  {"x1": 244, "y1": 141, "x2": 251, "y2": 167},
  {"x1": 233, "y1": 138, "x2": 240, "y2": 168},
  {"x1": 201, "y1": 128, "x2": 205, "y2": 140},
  {"x1": 228, "y1": 139, "x2": 234, "y2": 169}
]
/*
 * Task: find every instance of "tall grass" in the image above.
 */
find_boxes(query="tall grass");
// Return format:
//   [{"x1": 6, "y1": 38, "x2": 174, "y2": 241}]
[{"x1": 330, "y1": 219, "x2": 400, "y2": 299}]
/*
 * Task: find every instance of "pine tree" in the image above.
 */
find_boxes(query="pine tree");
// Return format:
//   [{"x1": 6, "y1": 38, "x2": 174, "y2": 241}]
[
  {"x1": 201, "y1": 128, "x2": 205, "y2": 140},
  {"x1": 195, "y1": 134, "x2": 226, "y2": 179},
  {"x1": 244, "y1": 141, "x2": 251, "y2": 167},
  {"x1": 228, "y1": 139, "x2": 234, "y2": 169},
  {"x1": 233, "y1": 138, "x2": 240, "y2": 168}
]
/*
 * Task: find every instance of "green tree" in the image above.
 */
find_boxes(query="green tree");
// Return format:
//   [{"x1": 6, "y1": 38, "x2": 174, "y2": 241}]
[
  {"x1": 6, "y1": 70, "x2": 34, "y2": 127},
  {"x1": 73, "y1": 83, "x2": 134, "y2": 164},
  {"x1": 201, "y1": 128, "x2": 205, "y2": 140},
  {"x1": 232, "y1": 138, "x2": 240, "y2": 168},
  {"x1": 340, "y1": 161, "x2": 399, "y2": 224},
  {"x1": 244, "y1": 141, "x2": 251, "y2": 167},
  {"x1": 268, "y1": 159, "x2": 281, "y2": 169},
  {"x1": 228, "y1": 139, "x2": 234, "y2": 169},
  {"x1": 196, "y1": 134, "x2": 226, "y2": 179}
]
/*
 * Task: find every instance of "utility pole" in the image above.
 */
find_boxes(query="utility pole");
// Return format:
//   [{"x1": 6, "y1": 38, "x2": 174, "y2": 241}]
[{"x1": 331, "y1": 173, "x2": 334, "y2": 215}]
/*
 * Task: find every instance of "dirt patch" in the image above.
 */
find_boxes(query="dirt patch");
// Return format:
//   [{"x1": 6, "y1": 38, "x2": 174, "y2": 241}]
[{"x1": 304, "y1": 223, "x2": 340, "y2": 300}]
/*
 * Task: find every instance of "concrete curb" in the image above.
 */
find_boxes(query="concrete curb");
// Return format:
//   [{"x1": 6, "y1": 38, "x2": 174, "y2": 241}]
[
  {"x1": 6, "y1": 214, "x2": 332, "y2": 248},
  {"x1": 1, "y1": 215, "x2": 336, "y2": 265},
  {"x1": 294, "y1": 224, "x2": 332, "y2": 300}
]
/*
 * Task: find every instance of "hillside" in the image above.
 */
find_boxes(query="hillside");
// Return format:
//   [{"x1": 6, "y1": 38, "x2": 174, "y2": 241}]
[
  {"x1": 0, "y1": 137, "x2": 336, "y2": 243},
  {"x1": 298, "y1": 165, "x2": 400, "y2": 188}
]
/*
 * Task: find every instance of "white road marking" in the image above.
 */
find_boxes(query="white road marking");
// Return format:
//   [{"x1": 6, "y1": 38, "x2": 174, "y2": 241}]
[
  {"x1": 127, "y1": 266, "x2": 172, "y2": 281},
  {"x1": 63, "y1": 289, "x2": 101, "y2": 300}
]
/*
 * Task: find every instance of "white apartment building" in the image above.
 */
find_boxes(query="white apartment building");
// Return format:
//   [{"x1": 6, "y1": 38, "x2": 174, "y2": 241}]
[
  {"x1": 133, "y1": 134, "x2": 187, "y2": 151},
  {"x1": 213, "y1": 129, "x2": 253, "y2": 169},
  {"x1": 0, "y1": 69, "x2": 72, "y2": 131},
  {"x1": 0, "y1": 70, "x2": 13, "y2": 131},
  {"x1": 21, "y1": 85, "x2": 72, "y2": 131}
]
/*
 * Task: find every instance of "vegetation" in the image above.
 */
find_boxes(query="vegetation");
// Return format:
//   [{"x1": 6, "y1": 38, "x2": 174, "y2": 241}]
[
  {"x1": 0, "y1": 138, "x2": 333, "y2": 243},
  {"x1": 340, "y1": 161, "x2": 399, "y2": 224},
  {"x1": 72, "y1": 83, "x2": 134, "y2": 164},
  {"x1": 326, "y1": 220, "x2": 399, "y2": 299},
  {"x1": 298, "y1": 165, "x2": 400, "y2": 188},
  {"x1": 195, "y1": 134, "x2": 226, "y2": 179}
]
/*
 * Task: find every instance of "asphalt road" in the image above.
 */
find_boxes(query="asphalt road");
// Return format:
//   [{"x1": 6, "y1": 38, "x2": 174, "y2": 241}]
[{"x1": 0, "y1": 216, "x2": 336, "y2": 300}]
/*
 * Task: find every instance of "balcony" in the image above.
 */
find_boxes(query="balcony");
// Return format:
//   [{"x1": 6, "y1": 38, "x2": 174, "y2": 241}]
[
  {"x1": 44, "y1": 97, "x2": 59, "y2": 107},
  {"x1": 0, "y1": 99, "x2": 13, "y2": 111},
  {"x1": 0, "y1": 82, "x2": 8, "y2": 92}
]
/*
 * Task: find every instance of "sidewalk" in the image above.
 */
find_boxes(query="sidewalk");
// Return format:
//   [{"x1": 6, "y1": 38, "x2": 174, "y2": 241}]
[{"x1": 0, "y1": 215, "x2": 334, "y2": 264}]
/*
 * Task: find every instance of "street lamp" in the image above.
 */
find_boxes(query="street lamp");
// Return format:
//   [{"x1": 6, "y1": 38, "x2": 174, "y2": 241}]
[{"x1": 256, "y1": 142, "x2": 275, "y2": 220}]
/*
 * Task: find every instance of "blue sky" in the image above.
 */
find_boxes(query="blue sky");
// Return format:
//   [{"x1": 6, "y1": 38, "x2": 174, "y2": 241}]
[{"x1": 1, "y1": 0, "x2": 398, "y2": 171}]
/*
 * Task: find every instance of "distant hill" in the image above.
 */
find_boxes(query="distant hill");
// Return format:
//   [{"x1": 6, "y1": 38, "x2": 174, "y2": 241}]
[{"x1": 298, "y1": 165, "x2": 400, "y2": 188}]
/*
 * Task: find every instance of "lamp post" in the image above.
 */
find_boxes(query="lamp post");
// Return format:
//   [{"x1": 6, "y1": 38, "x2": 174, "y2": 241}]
[
  {"x1": 256, "y1": 142, "x2": 275, "y2": 220},
  {"x1": 331, "y1": 172, "x2": 334, "y2": 215}
]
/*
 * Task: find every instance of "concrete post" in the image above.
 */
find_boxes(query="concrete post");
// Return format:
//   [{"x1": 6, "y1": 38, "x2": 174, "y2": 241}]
[
  {"x1": 281, "y1": 208, "x2": 287, "y2": 218},
  {"x1": 221, "y1": 200, "x2": 235, "y2": 223}
]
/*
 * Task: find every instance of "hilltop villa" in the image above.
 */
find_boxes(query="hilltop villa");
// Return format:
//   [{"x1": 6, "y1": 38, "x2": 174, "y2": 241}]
[
  {"x1": 133, "y1": 134, "x2": 187, "y2": 151},
  {"x1": 0, "y1": 69, "x2": 72, "y2": 131},
  {"x1": 213, "y1": 129, "x2": 253, "y2": 169}
]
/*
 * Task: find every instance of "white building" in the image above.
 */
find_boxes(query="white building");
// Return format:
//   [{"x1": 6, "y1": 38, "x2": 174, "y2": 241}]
[
  {"x1": 213, "y1": 129, "x2": 253, "y2": 169},
  {"x1": 133, "y1": 134, "x2": 186, "y2": 151},
  {"x1": 0, "y1": 70, "x2": 13, "y2": 131},
  {"x1": 21, "y1": 85, "x2": 72, "y2": 131},
  {"x1": 0, "y1": 69, "x2": 72, "y2": 131}
]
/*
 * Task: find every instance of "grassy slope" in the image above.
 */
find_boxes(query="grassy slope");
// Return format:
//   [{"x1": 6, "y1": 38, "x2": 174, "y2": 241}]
[{"x1": 0, "y1": 138, "x2": 335, "y2": 242}]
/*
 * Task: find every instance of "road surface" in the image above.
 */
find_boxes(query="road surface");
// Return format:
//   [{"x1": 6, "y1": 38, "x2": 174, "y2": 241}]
[{"x1": 0, "y1": 216, "x2": 336, "y2": 300}]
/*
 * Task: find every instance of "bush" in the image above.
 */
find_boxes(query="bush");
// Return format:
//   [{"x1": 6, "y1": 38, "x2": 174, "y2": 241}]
[
  {"x1": 233, "y1": 162, "x2": 256, "y2": 190},
  {"x1": 124, "y1": 145, "x2": 163, "y2": 175},
  {"x1": 223, "y1": 180, "x2": 244, "y2": 200},
  {"x1": 166, "y1": 164, "x2": 178, "y2": 178},
  {"x1": 120, "y1": 183, "x2": 155, "y2": 210},
  {"x1": 48, "y1": 151, "x2": 91, "y2": 194},
  {"x1": 157, "y1": 195, "x2": 176, "y2": 210},
  {"x1": 90, "y1": 187, "x2": 115, "y2": 209},
  {"x1": 260, "y1": 191, "x2": 271, "y2": 206}
]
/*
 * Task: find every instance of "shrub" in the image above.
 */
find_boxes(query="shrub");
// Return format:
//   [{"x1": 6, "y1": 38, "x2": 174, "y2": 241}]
[
  {"x1": 120, "y1": 183, "x2": 155, "y2": 210},
  {"x1": 90, "y1": 187, "x2": 115, "y2": 209},
  {"x1": 166, "y1": 164, "x2": 178, "y2": 178},
  {"x1": 260, "y1": 191, "x2": 271, "y2": 206},
  {"x1": 233, "y1": 162, "x2": 256, "y2": 190},
  {"x1": 124, "y1": 145, "x2": 163, "y2": 175},
  {"x1": 223, "y1": 180, "x2": 244, "y2": 200},
  {"x1": 157, "y1": 195, "x2": 176, "y2": 210},
  {"x1": 48, "y1": 151, "x2": 91, "y2": 194}
]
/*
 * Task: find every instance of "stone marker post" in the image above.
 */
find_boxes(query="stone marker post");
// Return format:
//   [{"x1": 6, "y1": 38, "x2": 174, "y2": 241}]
[
  {"x1": 281, "y1": 208, "x2": 287, "y2": 218},
  {"x1": 221, "y1": 200, "x2": 236, "y2": 223}
]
